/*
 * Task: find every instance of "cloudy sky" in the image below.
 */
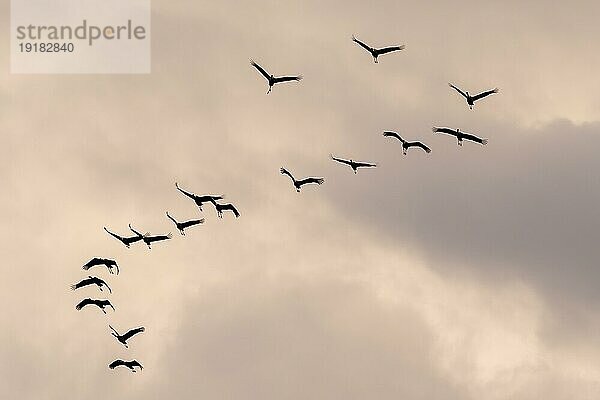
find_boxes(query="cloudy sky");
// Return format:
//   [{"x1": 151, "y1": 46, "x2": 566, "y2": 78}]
[{"x1": 2, "y1": 1, "x2": 600, "y2": 399}]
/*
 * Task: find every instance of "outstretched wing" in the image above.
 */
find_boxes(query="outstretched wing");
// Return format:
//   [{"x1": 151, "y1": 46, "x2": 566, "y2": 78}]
[
  {"x1": 297, "y1": 177, "x2": 324, "y2": 186},
  {"x1": 352, "y1": 35, "x2": 372, "y2": 52},
  {"x1": 105, "y1": 300, "x2": 116, "y2": 311},
  {"x1": 448, "y1": 83, "x2": 468, "y2": 99},
  {"x1": 103, "y1": 227, "x2": 124, "y2": 243},
  {"x1": 226, "y1": 204, "x2": 240, "y2": 218},
  {"x1": 330, "y1": 154, "x2": 351, "y2": 166},
  {"x1": 280, "y1": 167, "x2": 295, "y2": 183},
  {"x1": 146, "y1": 233, "x2": 172, "y2": 243},
  {"x1": 376, "y1": 45, "x2": 405, "y2": 55},
  {"x1": 250, "y1": 60, "x2": 271, "y2": 80},
  {"x1": 472, "y1": 88, "x2": 499, "y2": 101},
  {"x1": 75, "y1": 298, "x2": 93, "y2": 310},
  {"x1": 175, "y1": 182, "x2": 196, "y2": 200},
  {"x1": 130, "y1": 360, "x2": 143, "y2": 369},
  {"x1": 181, "y1": 218, "x2": 204, "y2": 228},
  {"x1": 71, "y1": 278, "x2": 91, "y2": 291},
  {"x1": 462, "y1": 132, "x2": 488, "y2": 145},
  {"x1": 166, "y1": 212, "x2": 178, "y2": 225},
  {"x1": 122, "y1": 327, "x2": 146, "y2": 341},
  {"x1": 128, "y1": 224, "x2": 144, "y2": 238},
  {"x1": 383, "y1": 131, "x2": 404, "y2": 143},
  {"x1": 273, "y1": 75, "x2": 302, "y2": 83},
  {"x1": 109, "y1": 325, "x2": 120, "y2": 337},
  {"x1": 82, "y1": 258, "x2": 101, "y2": 270},
  {"x1": 109, "y1": 359, "x2": 125, "y2": 369},
  {"x1": 432, "y1": 127, "x2": 458, "y2": 137},
  {"x1": 99, "y1": 278, "x2": 112, "y2": 294},
  {"x1": 409, "y1": 142, "x2": 432, "y2": 153},
  {"x1": 355, "y1": 161, "x2": 377, "y2": 168}
]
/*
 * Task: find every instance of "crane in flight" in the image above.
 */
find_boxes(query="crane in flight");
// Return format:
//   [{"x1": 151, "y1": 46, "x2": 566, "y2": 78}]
[
  {"x1": 71, "y1": 276, "x2": 111, "y2": 293},
  {"x1": 331, "y1": 154, "x2": 377, "y2": 174},
  {"x1": 352, "y1": 35, "x2": 405, "y2": 63},
  {"x1": 209, "y1": 199, "x2": 240, "y2": 219},
  {"x1": 250, "y1": 60, "x2": 302, "y2": 94},
  {"x1": 432, "y1": 127, "x2": 488, "y2": 146},
  {"x1": 448, "y1": 83, "x2": 499, "y2": 109},
  {"x1": 82, "y1": 258, "x2": 119, "y2": 275},
  {"x1": 75, "y1": 298, "x2": 115, "y2": 314},
  {"x1": 129, "y1": 225, "x2": 172, "y2": 249},
  {"x1": 108, "y1": 359, "x2": 143, "y2": 373},
  {"x1": 103, "y1": 226, "x2": 144, "y2": 248},
  {"x1": 109, "y1": 325, "x2": 145, "y2": 348},
  {"x1": 383, "y1": 131, "x2": 431, "y2": 155},
  {"x1": 175, "y1": 182, "x2": 223, "y2": 212},
  {"x1": 166, "y1": 212, "x2": 204, "y2": 236},
  {"x1": 280, "y1": 167, "x2": 324, "y2": 192}
]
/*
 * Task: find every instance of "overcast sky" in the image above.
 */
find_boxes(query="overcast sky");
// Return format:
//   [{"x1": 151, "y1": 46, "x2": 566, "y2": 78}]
[{"x1": 2, "y1": 1, "x2": 600, "y2": 399}]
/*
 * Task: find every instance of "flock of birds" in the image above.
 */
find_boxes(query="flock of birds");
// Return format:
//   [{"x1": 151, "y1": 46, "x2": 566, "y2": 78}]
[
  {"x1": 72, "y1": 33, "x2": 498, "y2": 373},
  {"x1": 71, "y1": 184, "x2": 241, "y2": 372},
  {"x1": 251, "y1": 35, "x2": 498, "y2": 191}
]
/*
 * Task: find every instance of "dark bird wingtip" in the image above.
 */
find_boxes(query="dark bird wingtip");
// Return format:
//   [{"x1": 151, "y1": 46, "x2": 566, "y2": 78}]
[{"x1": 482, "y1": 139, "x2": 489, "y2": 145}]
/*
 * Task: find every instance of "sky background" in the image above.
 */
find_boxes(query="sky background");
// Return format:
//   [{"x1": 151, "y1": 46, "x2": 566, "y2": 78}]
[{"x1": 2, "y1": 1, "x2": 600, "y2": 399}]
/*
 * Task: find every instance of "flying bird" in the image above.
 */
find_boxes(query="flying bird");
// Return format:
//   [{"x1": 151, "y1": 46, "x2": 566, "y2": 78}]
[
  {"x1": 75, "y1": 298, "x2": 115, "y2": 314},
  {"x1": 104, "y1": 226, "x2": 144, "y2": 248},
  {"x1": 250, "y1": 60, "x2": 302, "y2": 94},
  {"x1": 448, "y1": 83, "x2": 499, "y2": 109},
  {"x1": 352, "y1": 35, "x2": 405, "y2": 63},
  {"x1": 432, "y1": 127, "x2": 488, "y2": 146},
  {"x1": 108, "y1": 359, "x2": 143, "y2": 373},
  {"x1": 71, "y1": 276, "x2": 111, "y2": 293},
  {"x1": 383, "y1": 131, "x2": 431, "y2": 155},
  {"x1": 280, "y1": 167, "x2": 324, "y2": 192},
  {"x1": 129, "y1": 225, "x2": 172, "y2": 249},
  {"x1": 109, "y1": 325, "x2": 145, "y2": 348},
  {"x1": 330, "y1": 154, "x2": 377, "y2": 174},
  {"x1": 175, "y1": 182, "x2": 223, "y2": 212},
  {"x1": 82, "y1": 258, "x2": 119, "y2": 275},
  {"x1": 209, "y1": 199, "x2": 240, "y2": 218},
  {"x1": 166, "y1": 212, "x2": 204, "y2": 236}
]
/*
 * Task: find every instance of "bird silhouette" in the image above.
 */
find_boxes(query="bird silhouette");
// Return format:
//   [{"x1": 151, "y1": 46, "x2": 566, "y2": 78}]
[
  {"x1": 109, "y1": 325, "x2": 145, "y2": 348},
  {"x1": 383, "y1": 131, "x2": 432, "y2": 155},
  {"x1": 175, "y1": 182, "x2": 223, "y2": 212},
  {"x1": 166, "y1": 212, "x2": 204, "y2": 236},
  {"x1": 352, "y1": 35, "x2": 405, "y2": 63},
  {"x1": 432, "y1": 127, "x2": 488, "y2": 146},
  {"x1": 331, "y1": 154, "x2": 377, "y2": 173},
  {"x1": 209, "y1": 199, "x2": 240, "y2": 218},
  {"x1": 108, "y1": 359, "x2": 143, "y2": 373},
  {"x1": 82, "y1": 258, "x2": 119, "y2": 275},
  {"x1": 103, "y1": 226, "x2": 144, "y2": 248},
  {"x1": 280, "y1": 167, "x2": 324, "y2": 192},
  {"x1": 129, "y1": 225, "x2": 172, "y2": 249},
  {"x1": 75, "y1": 298, "x2": 115, "y2": 314},
  {"x1": 250, "y1": 60, "x2": 302, "y2": 94},
  {"x1": 71, "y1": 276, "x2": 111, "y2": 293},
  {"x1": 448, "y1": 83, "x2": 499, "y2": 109}
]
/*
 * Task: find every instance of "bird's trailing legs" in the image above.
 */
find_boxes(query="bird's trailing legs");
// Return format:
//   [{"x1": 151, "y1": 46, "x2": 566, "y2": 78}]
[{"x1": 267, "y1": 85, "x2": 272, "y2": 94}]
